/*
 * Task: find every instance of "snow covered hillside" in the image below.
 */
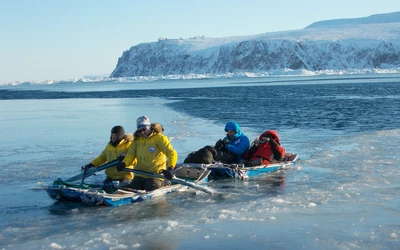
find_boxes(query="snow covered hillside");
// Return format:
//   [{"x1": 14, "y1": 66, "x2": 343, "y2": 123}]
[{"x1": 110, "y1": 12, "x2": 400, "y2": 77}]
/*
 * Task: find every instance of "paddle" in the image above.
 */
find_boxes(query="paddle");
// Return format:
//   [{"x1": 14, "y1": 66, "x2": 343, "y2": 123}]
[
  {"x1": 122, "y1": 168, "x2": 213, "y2": 195},
  {"x1": 65, "y1": 159, "x2": 121, "y2": 182},
  {"x1": 81, "y1": 166, "x2": 88, "y2": 185}
]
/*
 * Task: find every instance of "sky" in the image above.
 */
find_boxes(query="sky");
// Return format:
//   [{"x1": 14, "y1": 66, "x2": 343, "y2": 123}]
[{"x1": 0, "y1": 0, "x2": 399, "y2": 84}]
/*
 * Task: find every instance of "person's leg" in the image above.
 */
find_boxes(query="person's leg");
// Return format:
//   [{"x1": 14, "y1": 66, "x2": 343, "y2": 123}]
[
  {"x1": 144, "y1": 177, "x2": 165, "y2": 191},
  {"x1": 117, "y1": 177, "x2": 132, "y2": 189},
  {"x1": 128, "y1": 176, "x2": 146, "y2": 190},
  {"x1": 249, "y1": 157, "x2": 263, "y2": 166},
  {"x1": 102, "y1": 177, "x2": 115, "y2": 193}
]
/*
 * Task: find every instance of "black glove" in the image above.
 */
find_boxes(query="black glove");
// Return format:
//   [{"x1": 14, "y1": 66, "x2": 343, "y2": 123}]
[
  {"x1": 117, "y1": 153, "x2": 126, "y2": 161},
  {"x1": 161, "y1": 167, "x2": 174, "y2": 180},
  {"x1": 266, "y1": 135, "x2": 279, "y2": 146},
  {"x1": 82, "y1": 163, "x2": 94, "y2": 171},
  {"x1": 215, "y1": 139, "x2": 226, "y2": 149},
  {"x1": 102, "y1": 179, "x2": 117, "y2": 193},
  {"x1": 116, "y1": 162, "x2": 126, "y2": 171}
]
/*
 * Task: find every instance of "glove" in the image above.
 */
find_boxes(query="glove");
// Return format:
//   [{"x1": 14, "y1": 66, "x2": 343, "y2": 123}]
[
  {"x1": 116, "y1": 162, "x2": 126, "y2": 171},
  {"x1": 251, "y1": 138, "x2": 260, "y2": 147},
  {"x1": 161, "y1": 167, "x2": 174, "y2": 180},
  {"x1": 102, "y1": 179, "x2": 117, "y2": 193},
  {"x1": 82, "y1": 163, "x2": 94, "y2": 171},
  {"x1": 265, "y1": 135, "x2": 280, "y2": 148},
  {"x1": 264, "y1": 135, "x2": 276, "y2": 143},
  {"x1": 260, "y1": 135, "x2": 272, "y2": 144},
  {"x1": 117, "y1": 153, "x2": 126, "y2": 161},
  {"x1": 215, "y1": 139, "x2": 226, "y2": 149}
]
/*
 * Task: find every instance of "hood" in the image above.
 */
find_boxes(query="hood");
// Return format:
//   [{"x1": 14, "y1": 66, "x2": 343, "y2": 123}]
[
  {"x1": 134, "y1": 122, "x2": 164, "y2": 139},
  {"x1": 124, "y1": 133, "x2": 134, "y2": 142},
  {"x1": 151, "y1": 122, "x2": 164, "y2": 133},
  {"x1": 224, "y1": 121, "x2": 243, "y2": 140}
]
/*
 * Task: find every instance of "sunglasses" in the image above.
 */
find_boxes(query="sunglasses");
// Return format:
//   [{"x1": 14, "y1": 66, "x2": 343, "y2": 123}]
[{"x1": 138, "y1": 126, "x2": 148, "y2": 132}]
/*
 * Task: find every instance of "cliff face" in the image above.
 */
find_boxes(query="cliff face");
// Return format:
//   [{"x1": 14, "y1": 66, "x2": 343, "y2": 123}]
[{"x1": 110, "y1": 12, "x2": 400, "y2": 77}]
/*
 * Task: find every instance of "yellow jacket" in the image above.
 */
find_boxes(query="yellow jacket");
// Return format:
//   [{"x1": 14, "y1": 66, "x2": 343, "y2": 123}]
[
  {"x1": 91, "y1": 134, "x2": 135, "y2": 180},
  {"x1": 123, "y1": 123, "x2": 177, "y2": 178}
]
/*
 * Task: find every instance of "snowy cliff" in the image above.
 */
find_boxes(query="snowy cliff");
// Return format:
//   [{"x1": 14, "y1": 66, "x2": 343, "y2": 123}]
[{"x1": 110, "y1": 12, "x2": 400, "y2": 77}]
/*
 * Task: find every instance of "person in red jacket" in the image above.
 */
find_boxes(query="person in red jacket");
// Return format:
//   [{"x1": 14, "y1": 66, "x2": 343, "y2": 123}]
[{"x1": 244, "y1": 130, "x2": 286, "y2": 166}]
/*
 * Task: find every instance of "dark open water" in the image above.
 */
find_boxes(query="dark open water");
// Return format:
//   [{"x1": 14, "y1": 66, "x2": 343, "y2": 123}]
[{"x1": 2, "y1": 75, "x2": 399, "y2": 133}]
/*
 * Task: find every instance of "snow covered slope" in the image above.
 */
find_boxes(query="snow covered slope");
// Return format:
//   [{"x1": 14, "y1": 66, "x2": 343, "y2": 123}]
[{"x1": 110, "y1": 12, "x2": 400, "y2": 77}]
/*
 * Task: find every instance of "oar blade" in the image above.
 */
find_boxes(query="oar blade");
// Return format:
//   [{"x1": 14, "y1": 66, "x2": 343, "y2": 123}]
[{"x1": 65, "y1": 159, "x2": 120, "y2": 182}]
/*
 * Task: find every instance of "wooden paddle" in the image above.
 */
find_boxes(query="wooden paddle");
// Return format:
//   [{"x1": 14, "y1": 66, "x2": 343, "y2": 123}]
[
  {"x1": 122, "y1": 168, "x2": 213, "y2": 195},
  {"x1": 65, "y1": 159, "x2": 120, "y2": 182}
]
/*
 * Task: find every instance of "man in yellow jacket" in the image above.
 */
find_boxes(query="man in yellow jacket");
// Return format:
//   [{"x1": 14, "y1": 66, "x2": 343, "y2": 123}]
[
  {"x1": 116, "y1": 116, "x2": 178, "y2": 191},
  {"x1": 84, "y1": 125, "x2": 134, "y2": 190}
]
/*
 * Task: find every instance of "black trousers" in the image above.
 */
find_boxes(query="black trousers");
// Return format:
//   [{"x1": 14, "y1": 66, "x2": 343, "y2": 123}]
[{"x1": 128, "y1": 176, "x2": 165, "y2": 191}]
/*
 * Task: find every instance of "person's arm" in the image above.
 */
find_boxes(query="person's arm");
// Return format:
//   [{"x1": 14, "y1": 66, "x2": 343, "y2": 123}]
[
  {"x1": 257, "y1": 134, "x2": 285, "y2": 161},
  {"x1": 116, "y1": 141, "x2": 138, "y2": 171},
  {"x1": 267, "y1": 137, "x2": 285, "y2": 161},
  {"x1": 122, "y1": 142, "x2": 137, "y2": 166},
  {"x1": 158, "y1": 135, "x2": 178, "y2": 168},
  {"x1": 245, "y1": 141, "x2": 259, "y2": 160},
  {"x1": 157, "y1": 135, "x2": 177, "y2": 180},
  {"x1": 90, "y1": 145, "x2": 108, "y2": 167},
  {"x1": 226, "y1": 135, "x2": 250, "y2": 156}
]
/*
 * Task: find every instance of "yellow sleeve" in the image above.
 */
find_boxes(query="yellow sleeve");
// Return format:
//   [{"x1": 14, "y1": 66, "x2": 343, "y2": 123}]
[
  {"x1": 90, "y1": 144, "x2": 108, "y2": 167},
  {"x1": 122, "y1": 141, "x2": 137, "y2": 167},
  {"x1": 124, "y1": 141, "x2": 136, "y2": 169},
  {"x1": 158, "y1": 135, "x2": 178, "y2": 167}
]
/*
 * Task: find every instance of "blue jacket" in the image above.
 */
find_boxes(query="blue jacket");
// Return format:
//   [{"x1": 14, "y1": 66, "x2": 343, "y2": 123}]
[{"x1": 223, "y1": 121, "x2": 250, "y2": 160}]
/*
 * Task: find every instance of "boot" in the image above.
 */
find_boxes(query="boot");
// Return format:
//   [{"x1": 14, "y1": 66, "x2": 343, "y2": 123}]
[{"x1": 249, "y1": 158, "x2": 263, "y2": 166}]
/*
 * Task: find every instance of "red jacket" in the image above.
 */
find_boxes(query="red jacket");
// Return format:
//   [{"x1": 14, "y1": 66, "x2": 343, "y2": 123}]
[{"x1": 246, "y1": 130, "x2": 286, "y2": 165}]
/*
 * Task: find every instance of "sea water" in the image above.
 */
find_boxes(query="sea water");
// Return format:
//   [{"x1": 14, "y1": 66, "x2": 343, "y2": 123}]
[{"x1": 0, "y1": 74, "x2": 399, "y2": 249}]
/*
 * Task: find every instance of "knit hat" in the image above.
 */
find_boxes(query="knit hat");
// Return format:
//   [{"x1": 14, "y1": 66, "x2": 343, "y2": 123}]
[
  {"x1": 136, "y1": 116, "x2": 151, "y2": 130},
  {"x1": 111, "y1": 125, "x2": 125, "y2": 141}
]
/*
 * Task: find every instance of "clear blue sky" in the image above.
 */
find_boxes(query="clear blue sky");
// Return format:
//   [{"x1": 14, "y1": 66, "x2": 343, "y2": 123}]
[{"x1": 1, "y1": 0, "x2": 399, "y2": 84}]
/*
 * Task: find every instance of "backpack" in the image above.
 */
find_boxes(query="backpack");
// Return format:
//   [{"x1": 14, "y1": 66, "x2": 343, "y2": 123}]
[
  {"x1": 183, "y1": 146, "x2": 216, "y2": 164},
  {"x1": 213, "y1": 140, "x2": 237, "y2": 164}
]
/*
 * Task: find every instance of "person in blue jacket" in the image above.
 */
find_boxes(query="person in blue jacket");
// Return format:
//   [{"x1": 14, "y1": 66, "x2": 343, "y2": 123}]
[{"x1": 214, "y1": 121, "x2": 250, "y2": 163}]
